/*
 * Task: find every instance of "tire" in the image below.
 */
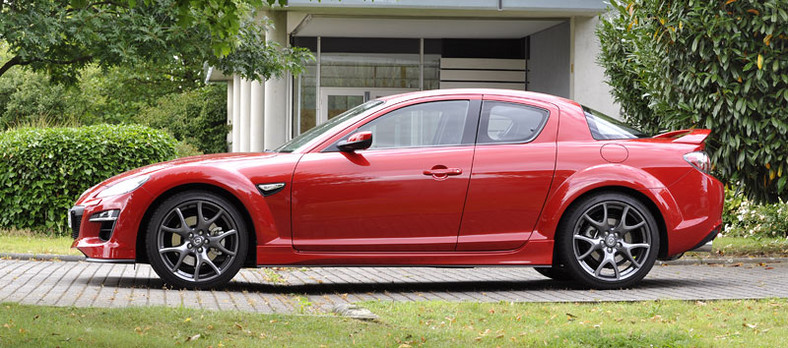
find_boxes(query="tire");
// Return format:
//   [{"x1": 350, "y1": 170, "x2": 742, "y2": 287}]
[
  {"x1": 146, "y1": 190, "x2": 248, "y2": 289},
  {"x1": 556, "y1": 192, "x2": 659, "y2": 289},
  {"x1": 533, "y1": 266, "x2": 572, "y2": 281}
]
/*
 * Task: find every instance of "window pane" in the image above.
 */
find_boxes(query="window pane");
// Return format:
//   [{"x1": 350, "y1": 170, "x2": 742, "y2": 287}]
[
  {"x1": 359, "y1": 100, "x2": 469, "y2": 149},
  {"x1": 480, "y1": 102, "x2": 548, "y2": 144}
]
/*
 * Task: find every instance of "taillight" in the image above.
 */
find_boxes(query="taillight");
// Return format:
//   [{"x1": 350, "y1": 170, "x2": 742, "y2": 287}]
[{"x1": 684, "y1": 151, "x2": 711, "y2": 174}]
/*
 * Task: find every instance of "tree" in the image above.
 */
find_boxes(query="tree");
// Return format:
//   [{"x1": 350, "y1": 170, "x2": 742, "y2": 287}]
[
  {"x1": 0, "y1": 0, "x2": 309, "y2": 83},
  {"x1": 598, "y1": 0, "x2": 788, "y2": 203}
]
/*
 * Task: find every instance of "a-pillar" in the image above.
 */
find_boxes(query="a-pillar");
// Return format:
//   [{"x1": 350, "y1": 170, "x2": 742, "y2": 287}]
[
  {"x1": 249, "y1": 80, "x2": 265, "y2": 152},
  {"x1": 264, "y1": 10, "x2": 288, "y2": 150}
]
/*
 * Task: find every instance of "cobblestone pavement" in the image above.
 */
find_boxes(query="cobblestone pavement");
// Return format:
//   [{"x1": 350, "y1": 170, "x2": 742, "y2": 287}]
[{"x1": 0, "y1": 258, "x2": 785, "y2": 314}]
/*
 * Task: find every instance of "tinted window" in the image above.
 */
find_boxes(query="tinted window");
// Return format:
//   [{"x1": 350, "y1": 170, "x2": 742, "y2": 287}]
[
  {"x1": 357, "y1": 100, "x2": 470, "y2": 149},
  {"x1": 584, "y1": 106, "x2": 649, "y2": 140},
  {"x1": 478, "y1": 101, "x2": 548, "y2": 144}
]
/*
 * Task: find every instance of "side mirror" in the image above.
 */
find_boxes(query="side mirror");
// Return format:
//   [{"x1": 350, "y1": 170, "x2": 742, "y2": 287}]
[{"x1": 337, "y1": 131, "x2": 373, "y2": 152}]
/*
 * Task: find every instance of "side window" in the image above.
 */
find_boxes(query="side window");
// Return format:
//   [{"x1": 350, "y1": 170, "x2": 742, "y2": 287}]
[
  {"x1": 478, "y1": 101, "x2": 548, "y2": 144},
  {"x1": 357, "y1": 100, "x2": 470, "y2": 149}
]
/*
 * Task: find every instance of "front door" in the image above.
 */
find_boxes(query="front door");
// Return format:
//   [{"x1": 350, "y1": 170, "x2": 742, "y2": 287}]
[{"x1": 292, "y1": 98, "x2": 480, "y2": 251}]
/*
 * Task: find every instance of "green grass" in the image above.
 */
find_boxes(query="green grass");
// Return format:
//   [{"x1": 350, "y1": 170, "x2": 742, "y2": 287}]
[
  {"x1": 0, "y1": 229, "x2": 81, "y2": 256},
  {"x1": 712, "y1": 235, "x2": 788, "y2": 257},
  {"x1": 0, "y1": 300, "x2": 786, "y2": 347}
]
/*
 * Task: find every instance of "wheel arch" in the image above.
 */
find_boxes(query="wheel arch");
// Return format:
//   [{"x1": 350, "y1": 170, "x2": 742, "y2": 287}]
[
  {"x1": 135, "y1": 183, "x2": 258, "y2": 267},
  {"x1": 551, "y1": 186, "x2": 669, "y2": 264}
]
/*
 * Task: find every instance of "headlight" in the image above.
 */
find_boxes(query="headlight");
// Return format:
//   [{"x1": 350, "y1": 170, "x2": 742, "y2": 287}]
[{"x1": 96, "y1": 175, "x2": 150, "y2": 198}]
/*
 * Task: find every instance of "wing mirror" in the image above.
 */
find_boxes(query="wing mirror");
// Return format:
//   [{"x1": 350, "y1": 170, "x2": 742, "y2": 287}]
[{"x1": 337, "y1": 131, "x2": 373, "y2": 152}]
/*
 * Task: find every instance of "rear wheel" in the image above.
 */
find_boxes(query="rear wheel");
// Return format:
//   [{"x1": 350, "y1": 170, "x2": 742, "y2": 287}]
[
  {"x1": 557, "y1": 192, "x2": 659, "y2": 289},
  {"x1": 146, "y1": 191, "x2": 248, "y2": 289}
]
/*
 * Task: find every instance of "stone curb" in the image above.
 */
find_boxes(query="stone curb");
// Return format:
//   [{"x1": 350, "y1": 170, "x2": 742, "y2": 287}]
[
  {"x1": 0, "y1": 253, "x2": 85, "y2": 262},
  {"x1": 659, "y1": 256, "x2": 785, "y2": 265},
  {"x1": 1, "y1": 252, "x2": 785, "y2": 266}
]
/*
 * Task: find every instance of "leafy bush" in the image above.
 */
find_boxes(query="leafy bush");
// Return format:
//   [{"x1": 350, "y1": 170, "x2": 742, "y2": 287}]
[
  {"x1": 598, "y1": 0, "x2": 788, "y2": 203},
  {"x1": 724, "y1": 197, "x2": 788, "y2": 239},
  {"x1": 135, "y1": 85, "x2": 228, "y2": 154},
  {"x1": 0, "y1": 124, "x2": 177, "y2": 234}
]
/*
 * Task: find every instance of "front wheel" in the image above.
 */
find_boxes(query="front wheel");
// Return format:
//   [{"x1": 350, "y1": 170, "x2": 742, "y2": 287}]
[
  {"x1": 557, "y1": 192, "x2": 659, "y2": 289},
  {"x1": 146, "y1": 191, "x2": 248, "y2": 289}
]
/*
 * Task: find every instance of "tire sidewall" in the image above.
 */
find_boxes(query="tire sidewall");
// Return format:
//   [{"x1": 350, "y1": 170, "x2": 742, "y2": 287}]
[
  {"x1": 146, "y1": 191, "x2": 248, "y2": 289},
  {"x1": 557, "y1": 192, "x2": 659, "y2": 289}
]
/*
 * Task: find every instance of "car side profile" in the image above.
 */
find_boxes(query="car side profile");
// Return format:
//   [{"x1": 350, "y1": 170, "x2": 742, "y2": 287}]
[{"x1": 70, "y1": 89, "x2": 723, "y2": 289}]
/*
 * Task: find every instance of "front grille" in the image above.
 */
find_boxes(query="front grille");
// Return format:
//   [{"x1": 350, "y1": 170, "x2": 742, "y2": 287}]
[{"x1": 69, "y1": 206, "x2": 84, "y2": 239}]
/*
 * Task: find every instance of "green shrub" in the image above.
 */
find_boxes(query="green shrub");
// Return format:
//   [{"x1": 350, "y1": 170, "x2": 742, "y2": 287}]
[
  {"x1": 0, "y1": 124, "x2": 177, "y2": 234},
  {"x1": 598, "y1": 0, "x2": 788, "y2": 203},
  {"x1": 135, "y1": 85, "x2": 229, "y2": 154}
]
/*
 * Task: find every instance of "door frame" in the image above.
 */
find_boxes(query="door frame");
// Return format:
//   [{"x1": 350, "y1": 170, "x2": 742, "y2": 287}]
[{"x1": 318, "y1": 87, "x2": 417, "y2": 124}]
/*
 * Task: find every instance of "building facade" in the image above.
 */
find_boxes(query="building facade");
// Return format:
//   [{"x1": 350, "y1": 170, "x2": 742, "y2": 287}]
[{"x1": 207, "y1": 0, "x2": 617, "y2": 152}]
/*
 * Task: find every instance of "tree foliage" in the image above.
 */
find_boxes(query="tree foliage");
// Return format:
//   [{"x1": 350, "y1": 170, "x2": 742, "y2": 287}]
[
  {"x1": 598, "y1": 0, "x2": 788, "y2": 203},
  {"x1": 0, "y1": 0, "x2": 310, "y2": 83}
]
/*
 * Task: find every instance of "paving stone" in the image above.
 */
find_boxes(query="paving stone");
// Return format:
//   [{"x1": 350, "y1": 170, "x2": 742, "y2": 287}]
[{"x1": 1, "y1": 259, "x2": 788, "y2": 314}]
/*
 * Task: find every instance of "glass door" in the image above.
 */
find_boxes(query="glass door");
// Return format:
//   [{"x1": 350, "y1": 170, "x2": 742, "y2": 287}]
[{"x1": 319, "y1": 87, "x2": 416, "y2": 124}]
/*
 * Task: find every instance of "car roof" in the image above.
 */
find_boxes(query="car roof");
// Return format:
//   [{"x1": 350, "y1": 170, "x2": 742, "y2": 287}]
[{"x1": 377, "y1": 88, "x2": 581, "y2": 108}]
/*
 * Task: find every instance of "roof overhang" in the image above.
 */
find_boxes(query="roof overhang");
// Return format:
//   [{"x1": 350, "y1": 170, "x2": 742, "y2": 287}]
[{"x1": 291, "y1": 16, "x2": 564, "y2": 39}]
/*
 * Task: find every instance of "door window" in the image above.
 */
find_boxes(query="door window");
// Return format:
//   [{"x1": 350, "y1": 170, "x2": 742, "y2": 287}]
[
  {"x1": 478, "y1": 101, "x2": 549, "y2": 144},
  {"x1": 357, "y1": 100, "x2": 471, "y2": 149}
]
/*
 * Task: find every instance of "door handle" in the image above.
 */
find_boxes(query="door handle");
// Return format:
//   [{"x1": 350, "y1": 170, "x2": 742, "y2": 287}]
[{"x1": 423, "y1": 167, "x2": 463, "y2": 177}]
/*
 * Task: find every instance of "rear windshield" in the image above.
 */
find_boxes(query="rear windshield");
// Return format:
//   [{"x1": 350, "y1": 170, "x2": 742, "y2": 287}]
[{"x1": 583, "y1": 106, "x2": 649, "y2": 140}]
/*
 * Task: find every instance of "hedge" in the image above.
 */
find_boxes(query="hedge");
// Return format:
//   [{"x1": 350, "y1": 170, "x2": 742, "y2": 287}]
[
  {"x1": 598, "y1": 0, "x2": 788, "y2": 203},
  {"x1": 0, "y1": 124, "x2": 177, "y2": 234}
]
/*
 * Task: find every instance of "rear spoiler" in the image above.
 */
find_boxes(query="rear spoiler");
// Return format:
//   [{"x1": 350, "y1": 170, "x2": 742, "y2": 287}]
[{"x1": 652, "y1": 129, "x2": 710, "y2": 145}]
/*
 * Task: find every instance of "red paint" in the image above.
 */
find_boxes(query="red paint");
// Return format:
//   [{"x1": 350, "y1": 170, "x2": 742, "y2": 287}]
[{"x1": 71, "y1": 89, "x2": 723, "y2": 268}]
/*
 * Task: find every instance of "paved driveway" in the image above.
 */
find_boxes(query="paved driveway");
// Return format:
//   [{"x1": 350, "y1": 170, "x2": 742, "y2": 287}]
[{"x1": 0, "y1": 258, "x2": 785, "y2": 314}]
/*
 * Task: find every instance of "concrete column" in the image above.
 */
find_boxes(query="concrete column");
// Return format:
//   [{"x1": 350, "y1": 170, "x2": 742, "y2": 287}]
[
  {"x1": 264, "y1": 10, "x2": 289, "y2": 150},
  {"x1": 226, "y1": 82, "x2": 234, "y2": 152},
  {"x1": 239, "y1": 79, "x2": 252, "y2": 152},
  {"x1": 249, "y1": 80, "x2": 265, "y2": 152},
  {"x1": 231, "y1": 75, "x2": 241, "y2": 152}
]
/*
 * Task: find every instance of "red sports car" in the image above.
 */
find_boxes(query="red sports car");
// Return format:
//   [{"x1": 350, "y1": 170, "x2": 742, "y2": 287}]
[{"x1": 70, "y1": 89, "x2": 723, "y2": 289}]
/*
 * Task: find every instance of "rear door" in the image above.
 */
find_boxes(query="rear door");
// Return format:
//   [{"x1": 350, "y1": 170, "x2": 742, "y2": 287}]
[{"x1": 457, "y1": 95, "x2": 560, "y2": 251}]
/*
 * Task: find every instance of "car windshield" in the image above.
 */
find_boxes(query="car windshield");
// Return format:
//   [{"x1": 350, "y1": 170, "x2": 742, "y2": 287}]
[
  {"x1": 583, "y1": 106, "x2": 649, "y2": 140},
  {"x1": 276, "y1": 100, "x2": 385, "y2": 153}
]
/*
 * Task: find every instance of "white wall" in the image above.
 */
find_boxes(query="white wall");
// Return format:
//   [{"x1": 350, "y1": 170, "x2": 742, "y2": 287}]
[
  {"x1": 572, "y1": 16, "x2": 620, "y2": 118},
  {"x1": 528, "y1": 22, "x2": 571, "y2": 98}
]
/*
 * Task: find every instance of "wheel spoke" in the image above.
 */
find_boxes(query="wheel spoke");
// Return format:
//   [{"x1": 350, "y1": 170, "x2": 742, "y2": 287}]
[
  {"x1": 583, "y1": 213, "x2": 605, "y2": 230},
  {"x1": 161, "y1": 225, "x2": 189, "y2": 237},
  {"x1": 574, "y1": 234, "x2": 598, "y2": 245},
  {"x1": 203, "y1": 256, "x2": 222, "y2": 275},
  {"x1": 615, "y1": 206, "x2": 630, "y2": 230},
  {"x1": 174, "y1": 207, "x2": 190, "y2": 229},
  {"x1": 193, "y1": 254, "x2": 202, "y2": 281},
  {"x1": 623, "y1": 220, "x2": 646, "y2": 231},
  {"x1": 577, "y1": 243, "x2": 600, "y2": 260},
  {"x1": 601, "y1": 203, "x2": 609, "y2": 227},
  {"x1": 206, "y1": 210, "x2": 223, "y2": 225},
  {"x1": 197, "y1": 202, "x2": 206, "y2": 226}
]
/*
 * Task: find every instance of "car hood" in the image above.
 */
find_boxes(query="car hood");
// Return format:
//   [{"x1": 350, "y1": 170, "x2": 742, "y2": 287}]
[{"x1": 79, "y1": 152, "x2": 284, "y2": 201}]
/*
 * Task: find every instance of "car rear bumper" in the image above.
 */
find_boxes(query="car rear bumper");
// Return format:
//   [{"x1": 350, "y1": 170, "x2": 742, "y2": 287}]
[{"x1": 661, "y1": 169, "x2": 724, "y2": 257}]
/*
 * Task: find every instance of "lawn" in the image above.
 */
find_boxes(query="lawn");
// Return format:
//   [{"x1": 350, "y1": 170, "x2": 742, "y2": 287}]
[
  {"x1": 0, "y1": 229, "x2": 81, "y2": 256},
  {"x1": 0, "y1": 299, "x2": 785, "y2": 347}
]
